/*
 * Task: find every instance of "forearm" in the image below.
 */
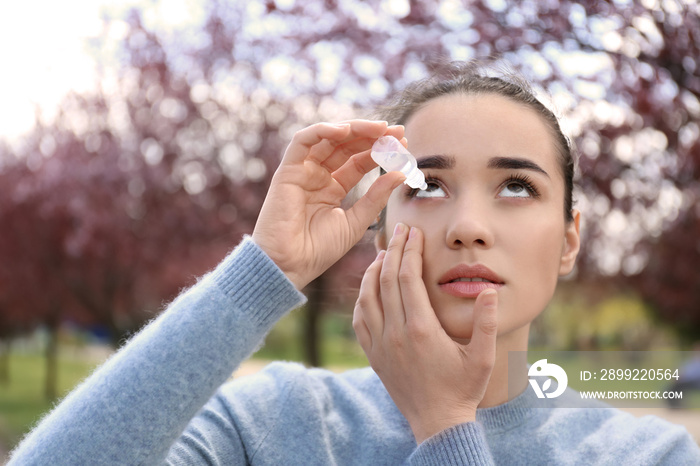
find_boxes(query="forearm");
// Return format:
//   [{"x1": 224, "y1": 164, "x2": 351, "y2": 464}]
[{"x1": 8, "y1": 237, "x2": 306, "y2": 466}]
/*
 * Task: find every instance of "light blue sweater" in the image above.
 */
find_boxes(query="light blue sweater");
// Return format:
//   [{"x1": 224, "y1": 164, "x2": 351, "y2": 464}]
[{"x1": 8, "y1": 238, "x2": 700, "y2": 465}]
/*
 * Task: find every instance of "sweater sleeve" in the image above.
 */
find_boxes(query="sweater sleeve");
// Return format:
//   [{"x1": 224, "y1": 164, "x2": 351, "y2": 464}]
[
  {"x1": 408, "y1": 422, "x2": 495, "y2": 466},
  {"x1": 8, "y1": 237, "x2": 307, "y2": 466}
]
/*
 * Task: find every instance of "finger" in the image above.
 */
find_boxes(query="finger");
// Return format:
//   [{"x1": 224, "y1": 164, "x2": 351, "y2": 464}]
[
  {"x1": 346, "y1": 171, "x2": 405, "y2": 235},
  {"x1": 331, "y1": 149, "x2": 377, "y2": 194},
  {"x1": 330, "y1": 123, "x2": 406, "y2": 191},
  {"x1": 379, "y1": 223, "x2": 409, "y2": 331},
  {"x1": 397, "y1": 227, "x2": 436, "y2": 328},
  {"x1": 283, "y1": 122, "x2": 352, "y2": 165},
  {"x1": 466, "y1": 290, "x2": 499, "y2": 374},
  {"x1": 355, "y1": 250, "x2": 387, "y2": 345},
  {"x1": 315, "y1": 121, "x2": 394, "y2": 171},
  {"x1": 335, "y1": 119, "x2": 394, "y2": 140},
  {"x1": 315, "y1": 138, "x2": 369, "y2": 172},
  {"x1": 384, "y1": 124, "x2": 405, "y2": 141}
]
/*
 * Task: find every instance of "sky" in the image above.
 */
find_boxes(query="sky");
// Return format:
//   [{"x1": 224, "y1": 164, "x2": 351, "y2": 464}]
[
  {"x1": 0, "y1": 0, "x2": 205, "y2": 142},
  {"x1": 0, "y1": 1, "x2": 107, "y2": 140},
  {"x1": 0, "y1": 0, "x2": 618, "y2": 140},
  {"x1": 0, "y1": 0, "x2": 613, "y2": 144}
]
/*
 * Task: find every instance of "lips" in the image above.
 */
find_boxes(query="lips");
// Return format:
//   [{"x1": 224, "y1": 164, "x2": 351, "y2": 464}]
[{"x1": 438, "y1": 264, "x2": 504, "y2": 298}]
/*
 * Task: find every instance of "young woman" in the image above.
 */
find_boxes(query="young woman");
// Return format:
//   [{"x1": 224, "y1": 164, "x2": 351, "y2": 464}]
[{"x1": 9, "y1": 62, "x2": 699, "y2": 465}]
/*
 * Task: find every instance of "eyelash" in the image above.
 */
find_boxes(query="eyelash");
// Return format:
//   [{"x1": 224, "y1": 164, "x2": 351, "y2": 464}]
[
  {"x1": 406, "y1": 176, "x2": 442, "y2": 198},
  {"x1": 405, "y1": 174, "x2": 541, "y2": 199},
  {"x1": 503, "y1": 173, "x2": 541, "y2": 199}
]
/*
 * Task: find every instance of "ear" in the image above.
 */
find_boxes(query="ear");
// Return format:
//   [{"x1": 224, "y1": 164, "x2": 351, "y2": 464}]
[{"x1": 559, "y1": 209, "x2": 581, "y2": 276}]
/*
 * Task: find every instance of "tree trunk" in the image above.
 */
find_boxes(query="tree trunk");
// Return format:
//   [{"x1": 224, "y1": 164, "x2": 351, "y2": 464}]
[
  {"x1": 303, "y1": 273, "x2": 327, "y2": 367},
  {"x1": 45, "y1": 316, "x2": 59, "y2": 401},
  {"x1": 0, "y1": 338, "x2": 9, "y2": 385}
]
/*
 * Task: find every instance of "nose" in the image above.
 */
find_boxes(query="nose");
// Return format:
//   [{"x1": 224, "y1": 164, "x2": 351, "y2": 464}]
[{"x1": 445, "y1": 198, "x2": 495, "y2": 249}]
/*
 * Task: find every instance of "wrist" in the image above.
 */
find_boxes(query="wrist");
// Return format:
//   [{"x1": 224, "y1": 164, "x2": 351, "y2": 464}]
[
  {"x1": 249, "y1": 234, "x2": 307, "y2": 290},
  {"x1": 285, "y1": 270, "x2": 306, "y2": 291}
]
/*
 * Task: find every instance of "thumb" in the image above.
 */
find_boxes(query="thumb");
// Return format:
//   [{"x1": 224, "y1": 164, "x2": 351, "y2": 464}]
[
  {"x1": 467, "y1": 290, "x2": 499, "y2": 374},
  {"x1": 348, "y1": 171, "x2": 405, "y2": 232}
]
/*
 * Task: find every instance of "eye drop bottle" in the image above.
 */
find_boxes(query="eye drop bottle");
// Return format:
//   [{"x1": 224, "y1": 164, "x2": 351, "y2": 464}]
[{"x1": 371, "y1": 136, "x2": 428, "y2": 191}]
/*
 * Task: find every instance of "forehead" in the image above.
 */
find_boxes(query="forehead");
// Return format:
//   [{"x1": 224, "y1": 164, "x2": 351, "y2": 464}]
[{"x1": 403, "y1": 93, "x2": 559, "y2": 171}]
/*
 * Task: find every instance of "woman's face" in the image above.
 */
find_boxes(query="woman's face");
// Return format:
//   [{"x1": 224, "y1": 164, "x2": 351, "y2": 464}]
[{"x1": 378, "y1": 93, "x2": 580, "y2": 341}]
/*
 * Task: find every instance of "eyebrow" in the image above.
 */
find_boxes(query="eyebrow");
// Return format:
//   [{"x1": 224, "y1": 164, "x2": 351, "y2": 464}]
[
  {"x1": 416, "y1": 155, "x2": 456, "y2": 170},
  {"x1": 415, "y1": 154, "x2": 550, "y2": 178},
  {"x1": 487, "y1": 156, "x2": 550, "y2": 177}
]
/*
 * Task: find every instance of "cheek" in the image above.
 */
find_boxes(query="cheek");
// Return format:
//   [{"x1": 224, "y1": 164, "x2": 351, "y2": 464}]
[
  {"x1": 383, "y1": 194, "x2": 433, "y2": 236},
  {"x1": 506, "y1": 214, "x2": 566, "y2": 291},
  {"x1": 383, "y1": 200, "x2": 448, "y2": 277},
  {"x1": 385, "y1": 205, "x2": 450, "y2": 258}
]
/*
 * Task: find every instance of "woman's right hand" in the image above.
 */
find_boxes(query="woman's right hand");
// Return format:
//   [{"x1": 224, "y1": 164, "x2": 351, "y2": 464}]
[{"x1": 252, "y1": 120, "x2": 406, "y2": 290}]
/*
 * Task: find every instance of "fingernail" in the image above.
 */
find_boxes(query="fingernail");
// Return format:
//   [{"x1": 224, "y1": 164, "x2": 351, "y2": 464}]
[
  {"x1": 409, "y1": 227, "x2": 418, "y2": 239},
  {"x1": 393, "y1": 172, "x2": 406, "y2": 189},
  {"x1": 376, "y1": 250, "x2": 386, "y2": 261},
  {"x1": 334, "y1": 123, "x2": 350, "y2": 128},
  {"x1": 392, "y1": 174, "x2": 407, "y2": 189},
  {"x1": 393, "y1": 223, "x2": 406, "y2": 236}
]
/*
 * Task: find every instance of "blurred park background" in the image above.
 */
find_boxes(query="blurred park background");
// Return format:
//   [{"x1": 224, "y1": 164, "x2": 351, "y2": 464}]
[{"x1": 1, "y1": 0, "x2": 699, "y2": 458}]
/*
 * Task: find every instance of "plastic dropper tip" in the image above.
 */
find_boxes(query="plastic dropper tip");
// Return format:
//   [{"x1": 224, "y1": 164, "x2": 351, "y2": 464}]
[{"x1": 419, "y1": 182, "x2": 428, "y2": 191}]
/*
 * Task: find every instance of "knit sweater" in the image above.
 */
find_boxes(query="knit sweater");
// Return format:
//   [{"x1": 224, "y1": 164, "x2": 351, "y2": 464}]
[{"x1": 8, "y1": 238, "x2": 700, "y2": 465}]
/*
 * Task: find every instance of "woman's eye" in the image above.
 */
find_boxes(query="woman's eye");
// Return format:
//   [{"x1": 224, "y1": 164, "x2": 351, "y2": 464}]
[
  {"x1": 499, "y1": 181, "x2": 533, "y2": 198},
  {"x1": 413, "y1": 181, "x2": 446, "y2": 199}
]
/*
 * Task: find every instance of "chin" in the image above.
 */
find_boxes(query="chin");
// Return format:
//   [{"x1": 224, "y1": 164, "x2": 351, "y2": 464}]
[
  {"x1": 437, "y1": 309, "x2": 526, "y2": 343},
  {"x1": 438, "y1": 314, "x2": 476, "y2": 342}
]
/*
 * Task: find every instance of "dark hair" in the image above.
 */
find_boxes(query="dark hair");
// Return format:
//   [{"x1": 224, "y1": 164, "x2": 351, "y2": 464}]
[{"x1": 372, "y1": 60, "x2": 576, "y2": 234}]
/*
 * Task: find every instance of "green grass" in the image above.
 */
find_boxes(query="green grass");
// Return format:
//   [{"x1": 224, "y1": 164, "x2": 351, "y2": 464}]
[{"x1": 0, "y1": 351, "x2": 101, "y2": 452}]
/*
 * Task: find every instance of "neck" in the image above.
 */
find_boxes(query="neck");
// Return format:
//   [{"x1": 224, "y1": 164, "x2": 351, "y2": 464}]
[{"x1": 478, "y1": 324, "x2": 530, "y2": 409}]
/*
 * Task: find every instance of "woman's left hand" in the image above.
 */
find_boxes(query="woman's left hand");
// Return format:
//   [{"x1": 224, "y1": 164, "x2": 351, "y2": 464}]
[{"x1": 353, "y1": 224, "x2": 499, "y2": 444}]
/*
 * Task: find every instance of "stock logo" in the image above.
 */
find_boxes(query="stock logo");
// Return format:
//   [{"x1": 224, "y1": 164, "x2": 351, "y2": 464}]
[{"x1": 528, "y1": 359, "x2": 568, "y2": 399}]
